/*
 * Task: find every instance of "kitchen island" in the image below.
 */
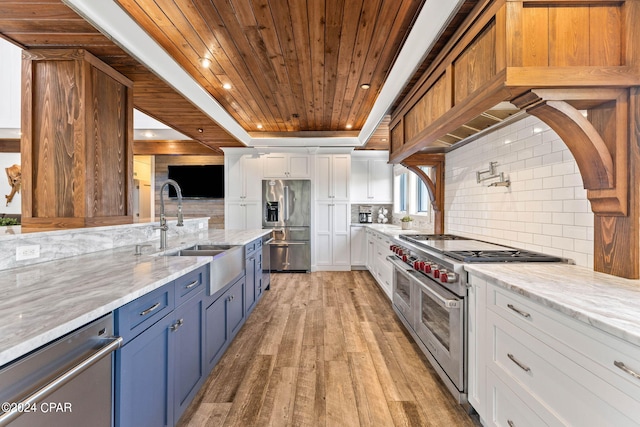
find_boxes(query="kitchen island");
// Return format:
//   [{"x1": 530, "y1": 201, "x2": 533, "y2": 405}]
[{"x1": 0, "y1": 227, "x2": 269, "y2": 367}]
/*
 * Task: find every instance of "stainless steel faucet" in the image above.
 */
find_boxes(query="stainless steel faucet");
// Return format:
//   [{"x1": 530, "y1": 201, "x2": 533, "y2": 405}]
[{"x1": 155, "y1": 179, "x2": 184, "y2": 250}]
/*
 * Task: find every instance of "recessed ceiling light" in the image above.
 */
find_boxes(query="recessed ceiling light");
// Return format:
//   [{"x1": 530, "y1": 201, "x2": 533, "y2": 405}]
[
  {"x1": 222, "y1": 83, "x2": 232, "y2": 90},
  {"x1": 198, "y1": 57, "x2": 211, "y2": 68},
  {"x1": 257, "y1": 124, "x2": 263, "y2": 129},
  {"x1": 360, "y1": 83, "x2": 371, "y2": 90},
  {"x1": 197, "y1": 128, "x2": 204, "y2": 133},
  {"x1": 346, "y1": 124, "x2": 353, "y2": 129},
  {"x1": 142, "y1": 131, "x2": 154, "y2": 138},
  {"x1": 381, "y1": 138, "x2": 387, "y2": 142}
]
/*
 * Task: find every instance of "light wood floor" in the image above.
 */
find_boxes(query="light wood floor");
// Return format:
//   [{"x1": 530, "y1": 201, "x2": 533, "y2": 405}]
[{"x1": 178, "y1": 271, "x2": 477, "y2": 427}]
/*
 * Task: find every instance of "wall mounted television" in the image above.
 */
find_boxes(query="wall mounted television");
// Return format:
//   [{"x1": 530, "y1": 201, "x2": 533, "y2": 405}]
[{"x1": 167, "y1": 165, "x2": 224, "y2": 199}]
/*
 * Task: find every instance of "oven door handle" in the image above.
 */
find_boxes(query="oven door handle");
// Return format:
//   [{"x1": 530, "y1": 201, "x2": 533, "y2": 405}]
[{"x1": 415, "y1": 280, "x2": 460, "y2": 309}]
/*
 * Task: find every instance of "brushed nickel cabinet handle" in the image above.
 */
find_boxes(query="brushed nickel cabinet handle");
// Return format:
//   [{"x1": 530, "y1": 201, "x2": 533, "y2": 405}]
[
  {"x1": 170, "y1": 318, "x2": 184, "y2": 331},
  {"x1": 140, "y1": 302, "x2": 161, "y2": 316},
  {"x1": 507, "y1": 304, "x2": 531, "y2": 319},
  {"x1": 508, "y1": 353, "x2": 531, "y2": 373},
  {"x1": 185, "y1": 280, "x2": 199, "y2": 289},
  {"x1": 614, "y1": 361, "x2": 640, "y2": 380},
  {"x1": 507, "y1": 420, "x2": 516, "y2": 427}
]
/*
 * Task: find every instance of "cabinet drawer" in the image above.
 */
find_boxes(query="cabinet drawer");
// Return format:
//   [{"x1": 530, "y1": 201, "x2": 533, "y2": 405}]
[
  {"x1": 488, "y1": 309, "x2": 640, "y2": 426},
  {"x1": 486, "y1": 369, "x2": 549, "y2": 427},
  {"x1": 175, "y1": 266, "x2": 207, "y2": 306},
  {"x1": 245, "y1": 240, "x2": 256, "y2": 256},
  {"x1": 488, "y1": 284, "x2": 640, "y2": 402},
  {"x1": 116, "y1": 282, "x2": 175, "y2": 344}
]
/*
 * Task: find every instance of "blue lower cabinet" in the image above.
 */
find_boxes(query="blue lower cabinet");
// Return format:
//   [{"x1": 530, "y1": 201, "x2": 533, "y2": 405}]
[
  {"x1": 115, "y1": 277, "x2": 206, "y2": 427},
  {"x1": 173, "y1": 293, "x2": 205, "y2": 422},
  {"x1": 205, "y1": 275, "x2": 245, "y2": 371},
  {"x1": 116, "y1": 314, "x2": 174, "y2": 427}
]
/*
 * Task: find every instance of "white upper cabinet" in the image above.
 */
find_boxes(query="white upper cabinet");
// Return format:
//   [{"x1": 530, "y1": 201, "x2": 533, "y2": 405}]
[
  {"x1": 263, "y1": 153, "x2": 310, "y2": 178},
  {"x1": 0, "y1": 40, "x2": 22, "y2": 131},
  {"x1": 316, "y1": 154, "x2": 350, "y2": 201},
  {"x1": 350, "y1": 151, "x2": 393, "y2": 203},
  {"x1": 226, "y1": 154, "x2": 263, "y2": 201}
]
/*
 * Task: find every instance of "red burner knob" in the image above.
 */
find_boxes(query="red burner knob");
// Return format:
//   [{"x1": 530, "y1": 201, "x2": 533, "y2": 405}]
[
  {"x1": 440, "y1": 270, "x2": 448, "y2": 282},
  {"x1": 402, "y1": 254, "x2": 408, "y2": 262},
  {"x1": 433, "y1": 269, "x2": 440, "y2": 278},
  {"x1": 423, "y1": 263, "x2": 432, "y2": 273}
]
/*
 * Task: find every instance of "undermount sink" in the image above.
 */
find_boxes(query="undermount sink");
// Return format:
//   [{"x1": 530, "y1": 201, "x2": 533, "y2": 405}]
[
  {"x1": 168, "y1": 244, "x2": 236, "y2": 258},
  {"x1": 166, "y1": 244, "x2": 245, "y2": 295}
]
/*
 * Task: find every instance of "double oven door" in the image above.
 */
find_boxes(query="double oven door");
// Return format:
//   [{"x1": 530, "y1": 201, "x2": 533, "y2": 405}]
[{"x1": 390, "y1": 257, "x2": 465, "y2": 393}]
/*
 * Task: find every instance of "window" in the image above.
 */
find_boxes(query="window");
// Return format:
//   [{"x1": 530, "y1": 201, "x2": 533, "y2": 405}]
[
  {"x1": 394, "y1": 165, "x2": 432, "y2": 220},
  {"x1": 417, "y1": 166, "x2": 431, "y2": 213}
]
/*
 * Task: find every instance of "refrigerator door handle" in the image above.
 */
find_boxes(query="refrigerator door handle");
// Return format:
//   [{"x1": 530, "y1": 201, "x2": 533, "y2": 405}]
[{"x1": 284, "y1": 185, "x2": 290, "y2": 221}]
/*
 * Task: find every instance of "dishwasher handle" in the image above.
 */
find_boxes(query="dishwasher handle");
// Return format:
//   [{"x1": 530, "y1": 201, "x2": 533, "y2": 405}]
[{"x1": 0, "y1": 336, "x2": 123, "y2": 427}]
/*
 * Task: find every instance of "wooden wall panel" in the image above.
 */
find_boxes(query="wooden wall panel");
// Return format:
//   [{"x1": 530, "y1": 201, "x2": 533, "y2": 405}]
[
  {"x1": 453, "y1": 20, "x2": 496, "y2": 105},
  {"x1": 390, "y1": 121, "x2": 404, "y2": 155},
  {"x1": 549, "y1": 6, "x2": 591, "y2": 66},
  {"x1": 405, "y1": 74, "x2": 448, "y2": 142},
  {"x1": 155, "y1": 155, "x2": 225, "y2": 228},
  {"x1": 522, "y1": 6, "x2": 549, "y2": 66},
  {"x1": 589, "y1": 5, "x2": 622, "y2": 66}
]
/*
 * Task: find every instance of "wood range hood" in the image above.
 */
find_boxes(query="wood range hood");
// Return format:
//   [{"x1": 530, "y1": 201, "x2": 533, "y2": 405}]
[{"x1": 389, "y1": 0, "x2": 640, "y2": 279}]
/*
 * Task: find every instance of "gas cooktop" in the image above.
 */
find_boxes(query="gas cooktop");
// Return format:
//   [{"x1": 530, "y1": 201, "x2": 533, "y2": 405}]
[
  {"x1": 399, "y1": 234, "x2": 564, "y2": 263},
  {"x1": 445, "y1": 249, "x2": 564, "y2": 263}
]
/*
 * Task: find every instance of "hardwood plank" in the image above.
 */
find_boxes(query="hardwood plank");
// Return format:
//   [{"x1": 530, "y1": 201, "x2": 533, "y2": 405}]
[{"x1": 178, "y1": 271, "x2": 479, "y2": 427}]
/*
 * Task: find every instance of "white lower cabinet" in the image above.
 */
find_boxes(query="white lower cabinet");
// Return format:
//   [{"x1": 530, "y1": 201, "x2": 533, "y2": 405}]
[
  {"x1": 364, "y1": 228, "x2": 393, "y2": 299},
  {"x1": 350, "y1": 225, "x2": 367, "y2": 267},
  {"x1": 468, "y1": 273, "x2": 640, "y2": 426}
]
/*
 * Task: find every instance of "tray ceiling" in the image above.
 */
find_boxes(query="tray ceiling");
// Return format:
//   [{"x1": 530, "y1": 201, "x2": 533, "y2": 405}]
[{"x1": 0, "y1": 0, "x2": 476, "y2": 149}]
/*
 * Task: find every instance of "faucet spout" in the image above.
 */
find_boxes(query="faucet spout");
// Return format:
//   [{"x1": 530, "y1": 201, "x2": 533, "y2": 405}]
[{"x1": 156, "y1": 179, "x2": 184, "y2": 250}]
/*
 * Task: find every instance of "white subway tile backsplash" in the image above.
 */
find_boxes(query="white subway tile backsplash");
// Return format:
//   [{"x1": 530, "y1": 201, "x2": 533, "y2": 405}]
[{"x1": 444, "y1": 116, "x2": 593, "y2": 267}]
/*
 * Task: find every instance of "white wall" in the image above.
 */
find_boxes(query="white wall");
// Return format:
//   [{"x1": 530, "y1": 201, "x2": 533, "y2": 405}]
[
  {"x1": 0, "y1": 153, "x2": 21, "y2": 214},
  {"x1": 0, "y1": 39, "x2": 22, "y2": 133},
  {"x1": 445, "y1": 116, "x2": 594, "y2": 268}
]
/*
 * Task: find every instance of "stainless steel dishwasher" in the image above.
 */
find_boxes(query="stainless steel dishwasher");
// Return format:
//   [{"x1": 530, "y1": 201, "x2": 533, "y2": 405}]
[{"x1": 0, "y1": 314, "x2": 122, "y2": 427}]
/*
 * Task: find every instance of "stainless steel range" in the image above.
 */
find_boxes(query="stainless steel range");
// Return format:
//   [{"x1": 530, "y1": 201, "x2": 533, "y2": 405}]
[{"x1": 387, "y1": 233, "x2": 565, "y2": 405}]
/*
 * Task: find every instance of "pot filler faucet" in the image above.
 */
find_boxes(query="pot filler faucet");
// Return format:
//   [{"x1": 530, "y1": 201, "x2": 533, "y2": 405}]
[{"x1": 155, "y1": 179, "x2": 184, "y2": 250}]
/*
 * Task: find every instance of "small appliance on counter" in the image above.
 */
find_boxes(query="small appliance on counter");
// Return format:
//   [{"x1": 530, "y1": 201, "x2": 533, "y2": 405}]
[{"x1": 359, "y1": 205, "x2": 373, "y2": 223}]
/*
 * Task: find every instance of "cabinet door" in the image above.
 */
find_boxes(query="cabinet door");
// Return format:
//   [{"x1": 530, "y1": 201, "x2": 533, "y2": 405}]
[
  {"x1": 350, "y1": 226, "x2": 367, "y2": 266},
  {"x1": 205, "y1": 293, "x2": 229, "y2": 371},
  {"x1": 369, "y1": 159, "x2": 393, "y2": 202},
  {"x1": 173, "y1": 294, "x2": 205, "y2": 421},
  {"x1": 116, "y1": 315, "x2": 173, "y2": 427},
  {"x1": 228, "y1": 276, "x2": 246, "y2": 337},
  {"x1": 288, "y1": 155, "x2": 310, "y2": 177},
  {"x1": 331, "y1": 155, "x2": 350, "y2": 201},
  {"x1": 244, "y1": 200, "x2": 263, "y2": 229},
  {"x1": 366, "y1": 232, "x2": 376, "y2": 272},
  {"x1": 264, "y1": 154, "x2": 287, "y2": 177},
  {"x1": 350, "y1": 159, "x2": 369, "y2": 202},
  {"x1": 315, "y1": 202, "x2": 333, "y2": 266},
  {"x1": 315, "y1": 156, "x2": 332, "y2": 200},
  {"x1": 245, "y1": 252, "x2": 257, "y2": 313},
  {"x1": 243, "y1": 156, "x2": 263, "y2": 200},
  {"x1": 226, "y1": 155, "x2": 244, "y2": 199},
  {"x1": 332, "y1": 202, "x2": 350, "y2": 265},
  {"x1": 226, "y1": 202, "x2": 247, "y2": 230}
]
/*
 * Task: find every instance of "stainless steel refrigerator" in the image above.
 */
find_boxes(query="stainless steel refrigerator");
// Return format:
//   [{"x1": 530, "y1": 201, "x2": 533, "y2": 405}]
[{"x1": 262, "y1": 179, "x2": 311, "y2": 272}]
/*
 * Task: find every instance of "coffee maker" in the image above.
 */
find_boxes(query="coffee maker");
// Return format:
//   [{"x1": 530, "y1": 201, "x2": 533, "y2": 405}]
[{"x1": 359, "y1": 206, "x2": 373, "y2": 223}]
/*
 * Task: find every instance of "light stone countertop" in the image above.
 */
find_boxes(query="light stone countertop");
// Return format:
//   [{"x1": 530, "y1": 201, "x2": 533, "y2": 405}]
[
  {"x1": 362, "y1": 225, "x2": 640, "y2": 348},
  {"x1": 464, "y1": 263, "x2": 640, "y2": 347},
  {"x1": 0, "y1": 228, "x2": 270, "y2": 367}
]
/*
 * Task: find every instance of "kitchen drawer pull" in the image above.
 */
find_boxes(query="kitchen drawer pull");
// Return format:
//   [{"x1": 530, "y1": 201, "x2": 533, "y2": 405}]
[
  {"x1": 139, "y1": 302, "x2": 161, "y2": 316},
  {"x1": 614, "y1": 361, "x2": 640, "y2": 381},
  {"x1": 170, "y1": 318, "x2": 184, "y2": 331},
  {"x1": 184, "y1": 280, "x2": 199, "y2": 289},
  {"x1": 507, "y1": 420, "x2": 516, "y2": 427},
  {"x1": 508, "y1": 353, "x2": 531, "y2": 373},
  {"x1": 507, "y1": 304, "x2": 531, "y2": 319}
]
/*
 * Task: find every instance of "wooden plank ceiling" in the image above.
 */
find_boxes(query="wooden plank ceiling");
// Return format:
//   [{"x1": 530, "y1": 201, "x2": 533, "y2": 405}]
[{"x1": 0, "y1": 0, "x2": 478, "y2": 151}]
